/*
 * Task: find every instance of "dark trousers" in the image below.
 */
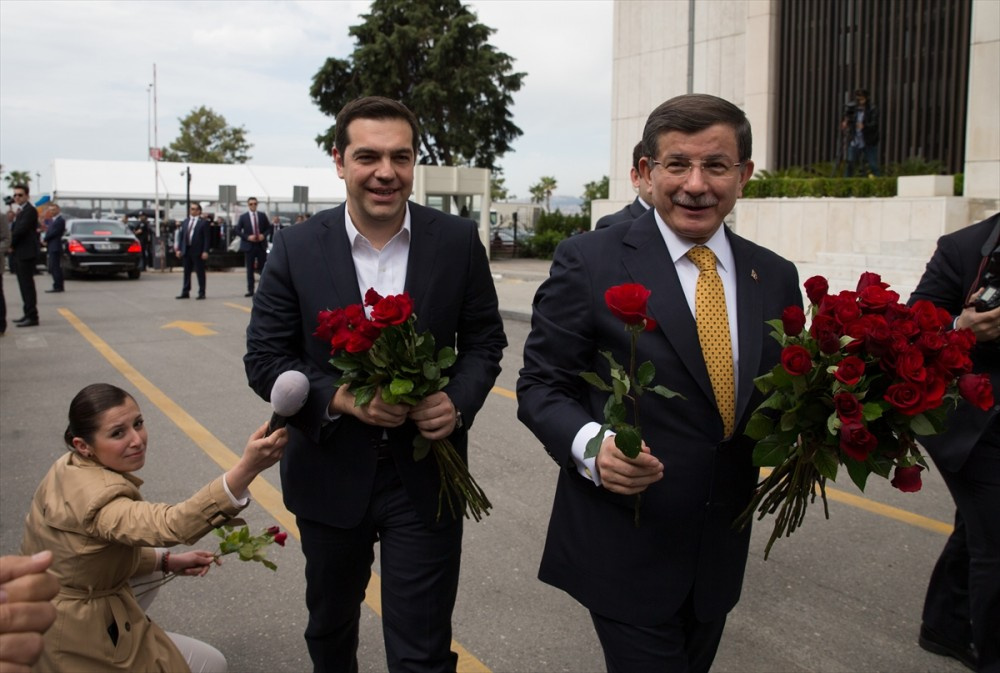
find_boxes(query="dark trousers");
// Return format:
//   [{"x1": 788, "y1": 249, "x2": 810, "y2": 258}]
[
  {"x1": 12, "y1": 256, "x2": 38, "y2": 321},
  {"x1": 922, "y1": 422, "x2": 1000, "y2": 673},
  {"x1": 0, "y1": 268, "x2": 6, "y2": 332},
  {"x1": 244, "y1": 244, "x2": 267, "y2": 293},
  {"x1": 181, "y1": 252, "x2": 206, "y2": 297},
  {"x1": 590, "y1": 593, "x2": 728, "y2": 673},
  {"x1": 48, "y1": 249, "x2": 63, "y2": 290},
  {"x1": 297, "y1": 461, "x2": 462, "y2": 673}
]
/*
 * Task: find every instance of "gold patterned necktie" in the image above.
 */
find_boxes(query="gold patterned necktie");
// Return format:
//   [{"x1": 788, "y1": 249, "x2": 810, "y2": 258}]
[{"x1": 686, "y1": 246, "x2": 735, "y2": 436}]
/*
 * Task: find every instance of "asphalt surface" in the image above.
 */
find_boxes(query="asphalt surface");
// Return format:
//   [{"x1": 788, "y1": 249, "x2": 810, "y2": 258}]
[{"x1": 0, "y1": 260, "x2": 968, "y2": 673}]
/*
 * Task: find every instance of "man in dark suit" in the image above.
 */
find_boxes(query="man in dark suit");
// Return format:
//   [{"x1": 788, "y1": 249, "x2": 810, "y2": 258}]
[
  {"x1": 175, "y1": 202, "x2": 209, "y2": 299},
  {"x1": 909, "y1": 213, "x2": 1000, "y2": 673},
  {"x1": 234, "y1": 196, "x2": 271, "y2": 297},
  {"x1": 9, "y1": 184, "x2": 40, "y2": 327},
  {"x1": 517, "y1": 94, "x2": 801, "y2": 673},
  {"x1": 244, "y1": 96, "x2": 506, "y2": 672},
  {"x1": 594, "y1": 141, "x2": 653, "y2": 230},
  {"x1": 43, "y1": 203, "x2": 65, "y2": 293}
]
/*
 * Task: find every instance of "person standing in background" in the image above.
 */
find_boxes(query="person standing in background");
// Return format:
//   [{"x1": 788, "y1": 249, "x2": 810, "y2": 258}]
[
  {"x1": 594, "y1": 141, "x2": 653, "y2": 230},
  {"x1": 235, "y1": 197, "x2": 271, "y2": 297},
  {"x1": 43, "y1": 203, "x2": 65, "y2": 293},
  {"x1": 175, "y1": 203, "x2": 209, "y2": 300},
  {"x1": 9, "y1": 184, "x2": 40, "y2": 327},
  {"x1": 842, "y1": 88, "x2": 881, "y2": 177}
]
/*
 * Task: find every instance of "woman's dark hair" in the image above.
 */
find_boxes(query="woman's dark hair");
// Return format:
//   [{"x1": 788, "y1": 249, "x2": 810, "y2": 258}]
[{"x1": 64, "y1": 384, "x2": 134, "y2": 449}]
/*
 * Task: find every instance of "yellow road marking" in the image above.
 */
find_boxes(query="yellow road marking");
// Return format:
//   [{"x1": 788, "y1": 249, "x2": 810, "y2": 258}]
[
  {"x1": 162, "y1": 320, "x2": 218, "y2": 336},
  {"x1": 225, "y1": 302, "x2": 252, "y2": 314},
  {"x1": 58, "y1": 308, "x2": 491, "y2": 673}
]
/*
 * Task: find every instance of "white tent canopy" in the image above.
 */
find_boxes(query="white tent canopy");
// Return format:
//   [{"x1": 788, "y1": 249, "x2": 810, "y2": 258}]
[{"x1": 51, "y1": 158, "x2": 346, "y2": 203}]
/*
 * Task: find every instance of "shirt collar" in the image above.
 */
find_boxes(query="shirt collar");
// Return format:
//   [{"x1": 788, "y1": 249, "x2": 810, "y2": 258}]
[
  {"x1": 344, "y1": 203, "x2": 412, "y2": 250},
  {"x1": 653, "y1": 210, "x2": 734, "y2": 272}
]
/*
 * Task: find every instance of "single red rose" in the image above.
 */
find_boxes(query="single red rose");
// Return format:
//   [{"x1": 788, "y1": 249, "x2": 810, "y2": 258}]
[
  {"x1": 833, "y1": 391, "x2": 863, "y2": 422},
  {"x1": 829, "y1": 292, "x2": 862, "y2": 326},
  {"x1": 948, "y1": 327, "x2": 977, "y2": 351},
  {"x1": 364, "y1": 288, "x2": 383, "y2": 307},
  {"x1": 780, "y1": 345, "x2": 813, "y2": 376},
  {"x1": 910, "y1": 299, "x2": 948, "y2": 331},
  {"x1": 605, "y1": 283, "x2": 653, "y2": 326},
  {"x1": 890, "y1": 465, "x2": 924, "y2": 492},
  {"x1": 858, "y1": 285, "x2": 901, "y2": 313},
  {"x1": 370, "y1": 292, "x2": 413, "y2": 327},
  {"x1": 856, "y1": 272, "x2": 888, "y2": 292},
  {"x1": 884, "y1": 382, "x2": 928, "y2": 416},
  {"x1": 781, "y1": 305, "x2": 806, "y2": 336},
  {"x1": 834, "y1": 356, "x2": 866, "y2": 386},
  {"x1": 958, "y1": 373, "x2": 994, "y2": 411},
  {"x1": 345, "y1": 320, "x2": 381, "y2": 353},
  {"x1": 889, "y1": 318, "x2": 920, "y2": 340},
  {"x1": 921, "y1": 371, "x2": 948, "y2": 412},
  {"x1": 804, "y1": 276, "x2": 829, "y2": 305},
  {"x1": 266, "y1": 526, "x2": 280, "y2": 536},
  {"x1": 315, "y1": 308, "x2": 347, "y2": 343},
  {"x1": 894, "y1": 346, "x2": 927, "y2": 383},
  {"x1": 916, "y1": 331, "x2": 947, "y2": 356},
  {"x1": 643, "y1": 317, "x2": 658, "y2": 332},
  {"x1": 840, "y1": 421, "x2": 878, "y2": 461},
  {"x1": 862, "y1": 315, "x2": 893, "y2": 356},
  {"x1": 273, "y1": 532, "x2": 288, "y2": 547},
  {"x1": 933, "y1": 343, "x2": 973, "y2": 376},
  {"x1": 842, "y1": 319, "x2": 869, "y2": 354}
]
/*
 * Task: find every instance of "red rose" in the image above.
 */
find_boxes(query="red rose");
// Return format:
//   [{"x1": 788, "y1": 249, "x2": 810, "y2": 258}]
[
  {"x1": 933, "y1": 344, "x2": 973, "y2": 376},
  {"x1": 273, "y1": 532, "x2": 288, "y2": 547},
  {"x1": 315, "y1": 308, "x2": 347, "y2": 343},
  {"x1": 916, "y1": 331, "x2": 947, "y2": 356},
  {"x1": 894, "y1": 346, "x2": 927, "y2": 383},
  {"x1": 862, "y1": 315, "x2": 892, "y2": 356},
  {"x1": 370, "y1": 292, "x2": 413, "y2": 327},
  {"x1": 884, "y1": 382, "x2": 928, "y2": 416},
  {"x1": 781, "y1": 305, "x2": 806, "y2": 336},
  {"x1": 804, "y1": 276, "x2": 829, "y2": 305},
  {"x1": 266, "y1": 526, "x2": 280, "y2": 536},
  {"x1": 958, "y1": 373, "x2": 994, "y2": 411},
  {"x1": 605, "y1": 283, "x2": 653, "y2": 327},
  {"x1": 834, "y1": 356, "x2": 866, "y2": 386},
  {"x1": 828, "y1": 292, "x2": 862, "y2": 326},
  {"x1": 840, "y1": 421, "x2": 878, "y2": 461},
  {"x1": 949, "y1": 327, "x2": 977, "y2": 351},
  {"x1": 364, "y1": 288, "x2": 383, "y2": 307},
  {"x1": 909, "y1": 300, "x2": 948, "y2": 331},
  {"x1": 921, "y1": 371, "x2": 947, "y2": 412},
  {"x1": 890, "y1": 465, "x2": 924, "y2": 493},
  {"x1": 345, "y1": 320, "x2": 381, "y2": 353},
  {"x1": 857, "y1": 285, "x2": 900, "y2": 313},
  {"x1": 809, "y1": 314, "x2": 842, "y2": 355},
  {"x1": 833, "y1": 391, "x2": 863, "y2": 422},
  {"x1": 856, "y1": 272, "x2": 888, "y2": 292},
  {"x1": 780, "y1": 345, "x2": 813, "y2": 376}
]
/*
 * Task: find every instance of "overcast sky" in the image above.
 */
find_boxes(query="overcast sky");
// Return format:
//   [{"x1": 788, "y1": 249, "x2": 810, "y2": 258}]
[{"x1": 0, "y1": 0, "x2": 612, "y2": 202}]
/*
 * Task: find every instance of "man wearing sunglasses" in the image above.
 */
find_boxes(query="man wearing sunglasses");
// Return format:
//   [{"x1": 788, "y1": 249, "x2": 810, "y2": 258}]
[{"x1": 8, "y1": 184, "x2": 40, "y2": 327}]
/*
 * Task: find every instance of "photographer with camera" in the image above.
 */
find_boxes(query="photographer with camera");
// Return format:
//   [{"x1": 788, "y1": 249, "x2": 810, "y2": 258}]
[
  {"x1": 841, "y1": 88, "x2": 881, "y2": 177},
  {"x1": 909, "y1": 212, "x2": 1000, "y2": 673}
]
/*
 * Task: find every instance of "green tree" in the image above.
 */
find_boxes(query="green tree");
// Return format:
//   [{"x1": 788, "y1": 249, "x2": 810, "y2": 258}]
[
  {"x1": 309, "y1": 0, "x2": 525, "y2": 170},
  {"x1": 4, "y1": 170, "x2": 32, "y2": 190},
  {"x1": 162, "y1": 106, "x2": 253, "y2": 164},
  {"x1": 529, "y1": 176, "x2": 557, "y2": 212},
  {"x1": 580, "y1": 175, "x2": 609, "y2": 219},
  {"x1": 491, "y1": 167, "x2": 513, "y2": 202}
]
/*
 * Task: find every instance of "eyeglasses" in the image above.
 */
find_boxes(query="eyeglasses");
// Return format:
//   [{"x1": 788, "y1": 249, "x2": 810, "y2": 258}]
[
  {"x1": 12, "y1": 192, "x2": 26, "y2": 198},
  {"x1": 651, "y1": 158, "x2": 745, "y2": 180}
]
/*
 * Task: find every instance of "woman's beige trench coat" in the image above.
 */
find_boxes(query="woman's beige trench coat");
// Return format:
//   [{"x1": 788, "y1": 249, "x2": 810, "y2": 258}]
[{"x1": 20, "y1": 451, "x2": 246, "y2": 672}]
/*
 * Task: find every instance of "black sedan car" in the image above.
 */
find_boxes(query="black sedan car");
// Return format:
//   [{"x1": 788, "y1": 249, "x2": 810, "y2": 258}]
[{"x1": 61, "y1": 219, "x2": 142, "y2": 279}]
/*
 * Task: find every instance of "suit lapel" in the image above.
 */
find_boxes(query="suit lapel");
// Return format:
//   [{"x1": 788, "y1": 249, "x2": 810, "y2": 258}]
[
  {"x1": 317, "y1": 205, "x2": 363, "y2": 308},
  {"x1": 403, "y1": 204, "x2": 438, "y2": 322},
  {"x1": 620, "y1": 213, "x2": 716, "y2": 404},
  {"x1": 728, "y1": 228, "x2": 765, "y2": 424}
]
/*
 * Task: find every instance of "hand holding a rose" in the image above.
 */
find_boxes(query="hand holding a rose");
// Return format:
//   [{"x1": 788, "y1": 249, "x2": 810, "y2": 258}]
[
  {"x1": 594, "y1": 435, "x2": 663, "y2": 496},
  {"x1": 331, "y1": 385, "x2": 409, "y2": 427}
]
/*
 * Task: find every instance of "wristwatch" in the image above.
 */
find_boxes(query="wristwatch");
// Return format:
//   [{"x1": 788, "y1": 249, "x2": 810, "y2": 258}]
[{"x1": 454, "y1": 410, "x2": 464, "y2": 430}]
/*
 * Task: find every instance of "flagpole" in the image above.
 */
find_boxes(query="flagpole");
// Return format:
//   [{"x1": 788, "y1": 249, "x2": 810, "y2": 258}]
[{"x1": 153, "y1": 63, "x2": 164, "y2": 271}]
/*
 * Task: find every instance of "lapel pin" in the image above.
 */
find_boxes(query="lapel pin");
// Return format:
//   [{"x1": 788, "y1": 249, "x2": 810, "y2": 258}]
[{"x1": 751, "y1": 269, "x2": 759, "y2": 282}]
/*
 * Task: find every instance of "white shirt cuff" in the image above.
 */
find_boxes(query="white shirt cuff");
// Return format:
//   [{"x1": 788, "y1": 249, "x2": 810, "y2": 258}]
[
  {"x1": 572, "y1": 422, "x2": 613, "y2": 486},
  {"x1": 222, "y1": 474, "x2": 251, "y2": 507}
]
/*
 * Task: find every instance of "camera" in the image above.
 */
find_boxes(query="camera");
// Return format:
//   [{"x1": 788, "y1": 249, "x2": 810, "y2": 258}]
[
  {"x1": 3, "y1": 195, "x2": 13, "y2": 207},
  {"x1": 843, "y1": 100, "x2": 858, "y2": 118},
  {"x1": 974, "y1": 250, "x2": 1000, "y2": 312}
]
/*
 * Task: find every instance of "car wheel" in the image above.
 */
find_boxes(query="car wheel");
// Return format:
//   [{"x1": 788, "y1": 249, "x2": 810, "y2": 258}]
[{"x1": 127, "y1": 269, "x2": 141, "y2": 280}]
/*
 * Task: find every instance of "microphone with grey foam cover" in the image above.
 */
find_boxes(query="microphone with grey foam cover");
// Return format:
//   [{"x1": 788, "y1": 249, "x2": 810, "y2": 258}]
[{"x1": 267, "y1": 371, "x2": 310, "y2": 436}]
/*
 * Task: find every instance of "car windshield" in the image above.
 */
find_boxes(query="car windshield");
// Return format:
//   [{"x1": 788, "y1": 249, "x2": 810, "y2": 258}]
[{"x1": 71, "y1": 221, "x2": 130, "y2": 236}]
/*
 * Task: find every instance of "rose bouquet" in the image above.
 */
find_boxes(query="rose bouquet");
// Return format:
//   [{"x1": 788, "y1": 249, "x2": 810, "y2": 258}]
[
  {"x1": 737, "y1": 272, "x2": 993, "y2": 558},
  {"x1": 315, "y1": 289, "x2": 491, "y2": 522},
  {"x1": 133, "y1": 524, "x2": 286, "y2": 597},
  {"x1": 581, "y1": 283, "x2": 684, "y2": 525}
]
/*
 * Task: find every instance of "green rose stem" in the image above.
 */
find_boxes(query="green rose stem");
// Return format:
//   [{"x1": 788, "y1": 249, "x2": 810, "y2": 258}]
[
  {"x1": 429, "y1": 438, "x2": 492, "y2": 522},
  {"x1": 626, "y1": 325, "x2": 643, "y2": 527},
  {"x1": 735, "y1": 438, "x2": 829, "y2": 559}
]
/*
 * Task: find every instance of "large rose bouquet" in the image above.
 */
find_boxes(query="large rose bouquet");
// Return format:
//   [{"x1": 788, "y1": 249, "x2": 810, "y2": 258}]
[
  {"x1": 315, "y1": 289, "x2": 491, "y2": 522},
  {"x1": 737, "y1": 272, "x2": 993, "y2": 558},
  {"x1": 581, "y1": 283, "x2": 683, "y2": 524}
]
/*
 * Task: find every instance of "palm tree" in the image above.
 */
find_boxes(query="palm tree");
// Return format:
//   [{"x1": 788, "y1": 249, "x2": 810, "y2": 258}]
[
  {"x1": 529, "y1": 176, "x2": 558, "y2": 212},
  {"x1": 4, "y1": 170, "x2": 31, "y2": 191}
]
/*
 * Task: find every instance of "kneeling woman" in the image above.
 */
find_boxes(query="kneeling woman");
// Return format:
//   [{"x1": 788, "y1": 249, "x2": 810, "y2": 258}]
[{"x1": 20, "y1": 383, "x2": 288, "y2": 672}]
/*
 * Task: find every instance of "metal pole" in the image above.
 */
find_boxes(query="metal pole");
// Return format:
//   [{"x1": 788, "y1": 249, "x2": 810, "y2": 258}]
[{"x1": 153, "y1": 63, "x2": 164, "y2": 271}]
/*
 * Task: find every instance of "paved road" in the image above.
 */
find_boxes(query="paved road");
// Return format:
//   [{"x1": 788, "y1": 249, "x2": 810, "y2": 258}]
[{"x1": 0, "y1": 265, "x2": 966, "y2": 672}]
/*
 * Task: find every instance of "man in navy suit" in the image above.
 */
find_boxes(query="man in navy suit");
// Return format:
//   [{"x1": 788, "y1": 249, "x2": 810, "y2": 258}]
[
  {"x1": 518, "y1": 94, "x2": 801, "y2": 673},
  {"x1": 175, "y1": 202, "x2": 209, "y2": 299},
  {"x1": 244, "y1": 96, "x2": 506, "y2": 672},
  {"x1": 9, "y1": 184, "x2": 40, "y2": 327},
  {"x1": 43, "y1": 203, "x2": 65, "y2": 293},
  {"x1": 235, "y1": 196, "x2": 271, "y2": 297},
  {"x1": 909, "y1": 213, "x2": 1000, "y2": 673},
  {"x1": 594, "y1": 141, "x2": 653, "y2": 230}
]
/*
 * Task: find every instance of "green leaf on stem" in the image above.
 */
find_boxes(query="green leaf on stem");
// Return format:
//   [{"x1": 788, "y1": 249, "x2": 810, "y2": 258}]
[
  {"x1": 752, "y1": 437, "x2": 790, "y2": 466},
  {"x1": 845, "y1": 457, "x2": 870, "y2": 491},
  {"x1": 812, "y1": 444, "x2": 840, "y2": 481},
  {"x1": 862, "y1": 402, "x2": 884, "y2": 422},
  {"x1": 580, "y1": 372, "x2": 613, "y2": 392},
  {"x1": 637, "y1": 361, "x2": 656, "y2": 387},
  {"x1": 389, "y1": 378, "x2": 414, "y2": 396},
  {"x1": 908, "y1": 413, "x2": 936, "y2": 436},
  {"x1": 354, "y1": 385, "x2": 377, "y2": 407},
  {"x1": 603, "y1": 397, "x2": 626, "y2": 426},
  {"x1": 584, "y1": 423, "x2": 611, "y2": 459},
  {"x1": 614, "y1": 424, "x2": 642, "y2": 459},
  {"x1": 437, "y1": 347, "x2": 456, "y2": 369},
  {"x1": 744, "y1": 413, "x2": 775, "y2": 440},
  {"x1": 649, "y1": 384, "x2": 684, "y2": 400},
  {"x1": 413, "y1": 434, "x2": 432, "y2": 461}
]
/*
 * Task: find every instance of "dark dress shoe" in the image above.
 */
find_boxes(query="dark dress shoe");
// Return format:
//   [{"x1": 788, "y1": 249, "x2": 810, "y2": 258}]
[
  {"x1": 244, "y1": 292, "x2": 253, "y2": 297},
  {"x1": 196, "y1": 295, "x2": 206, "y2": 300},
  {"x1": 45, "y1": 288, "x2": 64, "y2": 293},
  {"x1": 176, "y1": 294, "x2": 190, "y2": 299},
  {"x1": 15, "y1": 319, "x2": 39, "y2": 327},
  {"x1": 918, "y1": 625, "x2": 977, "y2": 671},
  {"x1": 13, "y1": 317, "x2": 28, "y2": 324}
]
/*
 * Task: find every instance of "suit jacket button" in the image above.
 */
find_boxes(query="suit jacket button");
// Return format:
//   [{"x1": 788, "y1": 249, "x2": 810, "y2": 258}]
[{"x1": 124, "y1": 622, "x2": 131, "y2": 631}]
